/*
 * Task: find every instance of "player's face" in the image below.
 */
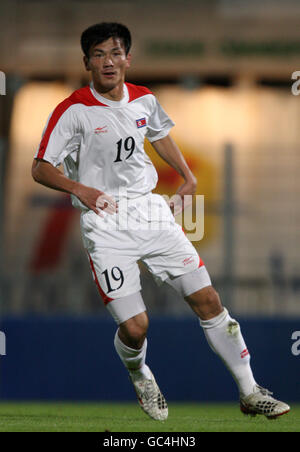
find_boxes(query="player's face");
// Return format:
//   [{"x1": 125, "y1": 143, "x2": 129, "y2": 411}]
[{"x1": 84, "y1": 37, "x2": 131, "y2": 93}]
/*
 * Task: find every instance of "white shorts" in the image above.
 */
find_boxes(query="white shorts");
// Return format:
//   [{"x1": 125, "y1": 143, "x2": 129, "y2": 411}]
[{"x1": 80, "y1": 193, "x2": 210, "y2": 313}]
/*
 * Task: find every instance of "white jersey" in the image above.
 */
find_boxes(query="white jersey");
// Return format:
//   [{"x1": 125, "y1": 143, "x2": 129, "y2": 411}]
[{"x1": 35, "y1": 82, "x2": 174, "y2": 209}]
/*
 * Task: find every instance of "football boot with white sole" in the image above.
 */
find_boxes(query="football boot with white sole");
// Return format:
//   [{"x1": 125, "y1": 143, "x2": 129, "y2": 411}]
[
  {"x1": 240, "y1": 385, "x2": 290, "y2": 419},
  {"x1": 130, "y1": 369, "x2": 168, "y2": 421}
]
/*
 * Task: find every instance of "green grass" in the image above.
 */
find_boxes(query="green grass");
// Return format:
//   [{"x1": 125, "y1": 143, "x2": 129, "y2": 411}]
[{"x1": 0, "y1": 402, "x2": 298, "y2": 432}]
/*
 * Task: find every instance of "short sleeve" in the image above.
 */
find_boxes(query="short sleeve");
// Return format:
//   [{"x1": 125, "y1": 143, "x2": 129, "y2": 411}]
[
  {"x1": 145, "y1": 97, "x2": 175, "y2": 143},
  {"x1": 35, "y1": 100, "x2": 81, "y2": 167}
]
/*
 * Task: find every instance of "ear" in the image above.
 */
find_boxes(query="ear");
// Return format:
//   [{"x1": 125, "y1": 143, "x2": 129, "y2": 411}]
[
  {"x1": 126, "y1": 53, "x2": 132, "y2": 69},
  {"x1": 83, "y1": 55, "x2": 91, "y2": 71}
]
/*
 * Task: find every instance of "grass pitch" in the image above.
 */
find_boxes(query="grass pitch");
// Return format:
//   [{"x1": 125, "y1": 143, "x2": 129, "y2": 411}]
[{"x1": 0, "y1": 402, "x2": 298, "y2": 432}]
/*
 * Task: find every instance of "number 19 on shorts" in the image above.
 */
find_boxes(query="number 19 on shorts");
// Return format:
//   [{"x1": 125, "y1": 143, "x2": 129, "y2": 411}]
[{"x1": 102, "y1": 267, "x2": 125, "y2": 293}]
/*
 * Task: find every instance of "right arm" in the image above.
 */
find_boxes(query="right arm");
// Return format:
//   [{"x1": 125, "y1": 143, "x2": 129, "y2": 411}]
[
  {"x1": 32, "y1": 159, "x2": 117, "y2": 215},
  {"x1": 32, "y1": 101, "x2": 117, "y2": 215}
]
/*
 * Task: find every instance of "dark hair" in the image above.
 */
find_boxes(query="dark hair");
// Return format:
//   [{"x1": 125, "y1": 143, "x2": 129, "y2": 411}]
[{"x1": 81, "y1": 22, "x2": 131, "y2": 58}]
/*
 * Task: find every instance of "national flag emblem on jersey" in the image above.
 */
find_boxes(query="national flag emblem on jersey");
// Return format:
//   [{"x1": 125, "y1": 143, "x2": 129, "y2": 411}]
[{"x1": 136, "y1": 118, "x2": 147, "y2": 128}]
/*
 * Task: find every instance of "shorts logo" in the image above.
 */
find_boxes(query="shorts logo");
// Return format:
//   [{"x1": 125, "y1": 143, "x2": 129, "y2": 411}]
[
  {"x1": 136, "y1": 118, "x2": 147, "y2": 128},
  {"x1": 183, "y1": 257, "x2": 195, "y2": 266},
  {"x1": 94, "y1": 126, "x2": 108, "y2": 134},
  {"x1": 240, "y1": 348, "x2": 249, "y2": 359}
]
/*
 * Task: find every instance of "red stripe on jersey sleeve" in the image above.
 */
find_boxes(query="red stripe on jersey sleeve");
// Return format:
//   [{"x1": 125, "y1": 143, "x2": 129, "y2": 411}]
[
  {"x1": 126, "y1": 82, "x2": 153, "y2": 102},
  {"x1": 36, "y1": 86, "x2": 108, "y2": 160},
  {"x1": 37, "y1": 98, "x2": 73, "y2": 159}
]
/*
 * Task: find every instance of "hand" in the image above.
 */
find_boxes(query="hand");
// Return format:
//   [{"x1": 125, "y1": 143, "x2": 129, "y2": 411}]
[
  {"x1": 169, "y1": 176, "x2": 197, "y2": 215},
  {"x1": 73, "y1": 184, "x2": 118, "y2": 216},
  {"x1": 176, "y1": 175, "x2": 197, "y2": 197}
]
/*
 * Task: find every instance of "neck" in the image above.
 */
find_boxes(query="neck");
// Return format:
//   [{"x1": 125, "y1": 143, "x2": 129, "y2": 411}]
[{"x1": 93, "y1": 80, "x2": 125, "y2": 101}]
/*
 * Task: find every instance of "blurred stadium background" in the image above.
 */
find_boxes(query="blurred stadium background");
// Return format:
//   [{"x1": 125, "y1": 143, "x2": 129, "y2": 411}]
[{"x1": 0, "y1": 0, "x2": 299, "y2": 403}]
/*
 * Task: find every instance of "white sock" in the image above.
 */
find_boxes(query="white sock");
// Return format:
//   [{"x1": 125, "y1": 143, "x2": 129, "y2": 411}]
[
  {"x1": 114, "y1": 330, "x2": 152, "y2": 381},
  {"x1": 200, "y1": 308, "x2": 256, "y2": 397}
]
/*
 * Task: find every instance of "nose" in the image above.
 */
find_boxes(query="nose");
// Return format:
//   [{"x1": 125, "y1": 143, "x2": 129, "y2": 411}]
[{"x1": 103, "y1": 54, "x2": 113, "y2": 66}]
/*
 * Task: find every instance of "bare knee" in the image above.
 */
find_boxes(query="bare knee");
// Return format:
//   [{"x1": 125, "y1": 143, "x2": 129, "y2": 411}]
[
  {"x1": 185, "y1": 285, "x2": 223, "y2": 320},
  {"x1": 118, "y1": 311, "x2": 149, "y2": 349}
]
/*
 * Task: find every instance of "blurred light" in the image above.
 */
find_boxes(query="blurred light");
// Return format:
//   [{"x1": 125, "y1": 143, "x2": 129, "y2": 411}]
[
  {"x1": 6, "y1": 82, "x2": 73, "y2": 250},
  {"x1": 179, "y1": 75, "x2": 201, "y2": 91}
]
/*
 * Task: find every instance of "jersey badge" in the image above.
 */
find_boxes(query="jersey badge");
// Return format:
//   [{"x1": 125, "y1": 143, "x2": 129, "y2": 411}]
[{"x1": 136, "y1": 118, "x2": 147, "y2": 128}]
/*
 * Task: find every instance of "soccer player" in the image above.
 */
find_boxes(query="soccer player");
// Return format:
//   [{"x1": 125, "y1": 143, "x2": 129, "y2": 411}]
[{"x1": 32, "y1": 22, "x2": 290, "y2": 421}]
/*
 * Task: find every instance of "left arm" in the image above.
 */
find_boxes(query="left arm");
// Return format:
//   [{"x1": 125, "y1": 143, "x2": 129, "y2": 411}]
[{"x1": 151, "y1": 134, "x2": 197, "y2": 198}]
